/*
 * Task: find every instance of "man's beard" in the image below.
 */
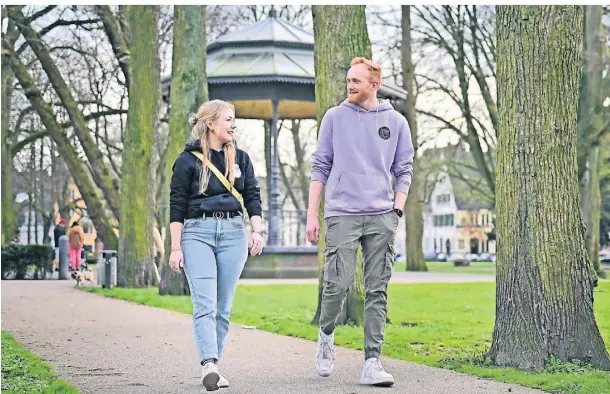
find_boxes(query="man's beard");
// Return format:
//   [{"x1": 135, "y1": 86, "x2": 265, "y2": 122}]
[{"x1": 346, "y1": 90, "x2": 369, "y2": 104}]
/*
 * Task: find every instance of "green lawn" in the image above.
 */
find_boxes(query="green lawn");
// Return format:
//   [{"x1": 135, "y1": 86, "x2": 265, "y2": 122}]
[
  {"x1": 394, "y1": 261, "x2": 497, "y2": 276},
  {"x1": 85, "y1": 281, "x2": 610, "y2": 394},
  {"x1": 1, "y1": 330, "x2": 79, "y2": 394}
]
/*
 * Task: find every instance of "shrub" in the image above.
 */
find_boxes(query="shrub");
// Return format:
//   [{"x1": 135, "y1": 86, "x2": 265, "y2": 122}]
[{"x1": 1, "y1": 244, "x2": 54, "y2": 279}]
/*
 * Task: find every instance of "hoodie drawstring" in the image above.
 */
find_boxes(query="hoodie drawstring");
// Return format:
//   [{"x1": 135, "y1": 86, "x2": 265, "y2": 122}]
[{"x1": 376, "y1": 107, "x2": 379, "y2": 134}]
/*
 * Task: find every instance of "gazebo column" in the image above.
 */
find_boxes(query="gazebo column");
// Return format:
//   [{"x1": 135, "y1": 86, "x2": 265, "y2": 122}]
[
  {"x1": 264, "y1": 120, "x2": 272, "y2": 215},
  {"x1": 268, "y1": 99, "x2": 282, "y2": 246}
]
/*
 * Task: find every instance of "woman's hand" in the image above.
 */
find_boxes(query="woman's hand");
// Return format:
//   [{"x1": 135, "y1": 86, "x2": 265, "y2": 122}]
[
  {"x1": 169, "y1": 249, "x2": 183, "y2": 273},
  {"x1": 249, "y1": 231, "x2": 264, "y2": 256}
]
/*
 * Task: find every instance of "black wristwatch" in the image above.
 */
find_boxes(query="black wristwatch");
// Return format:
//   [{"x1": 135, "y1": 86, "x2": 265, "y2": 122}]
[{"x1": 393, "y1": 208, "x2": 403, "y2": 218}]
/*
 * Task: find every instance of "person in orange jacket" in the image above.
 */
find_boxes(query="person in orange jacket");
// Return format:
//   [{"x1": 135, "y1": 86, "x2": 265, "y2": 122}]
[{"x1": 67, "y1": 221, "x2": 85, "y2": 271}]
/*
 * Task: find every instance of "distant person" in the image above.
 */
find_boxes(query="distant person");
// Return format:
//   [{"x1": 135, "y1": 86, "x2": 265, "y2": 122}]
[
  {"x1": 168, "y1": 99, "x2": 264, "y2": 391},
  {"x1": 306, "y1": 57, "x2": 414, "y2": 387},
  {"x1": 67, "y1": 221, "x2": 85, "y2": 271},
  {"x1": 53, "y1": 218, "x2": 67, "y2": 261}
]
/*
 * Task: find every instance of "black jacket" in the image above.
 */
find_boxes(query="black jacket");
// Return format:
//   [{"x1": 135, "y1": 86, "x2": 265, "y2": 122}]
[
  {"x1": 169, "y1": 140, "x2": 262, "y2": 223},
  {"x1": 53, "y1": 225, "x2": 65, "y2": 247}
]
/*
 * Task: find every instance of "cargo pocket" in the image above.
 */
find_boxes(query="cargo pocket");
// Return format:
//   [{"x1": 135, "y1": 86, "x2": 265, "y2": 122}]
[
  {"x1": 323, "y1": 246, "x2": 340, "y2": 284},
  {"x1": 381, "y1": 244, "x2": 395, "y2": 284}
]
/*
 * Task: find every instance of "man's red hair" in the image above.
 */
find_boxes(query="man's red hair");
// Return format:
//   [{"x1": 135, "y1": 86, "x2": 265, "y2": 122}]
[{"x1": 350, "y1": 57, "x2": 382, "y2": 85}]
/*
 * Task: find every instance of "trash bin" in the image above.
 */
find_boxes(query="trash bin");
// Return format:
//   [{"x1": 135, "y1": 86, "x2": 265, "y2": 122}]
[{"x1": 98, "y1": 250, "x2": 117, "y2": 288}]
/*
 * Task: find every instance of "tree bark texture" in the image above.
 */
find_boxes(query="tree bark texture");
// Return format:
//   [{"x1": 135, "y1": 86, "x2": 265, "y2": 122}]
[
  {"x1": 491, "y1": 5, "x2": 610, "y2": 370},
  {"x1": 402, "y1": 5, "x2": 427, "y2": 272},
  {"x1": 159, "y1": 5, "x2": 208, "y2": 296},
  {"x1": 1, "y1": 25, "x2": 17, "y2": 244},
  {"x1": 118, "y1": 6, "x2": 161, "y2": 288},
  {"x1": 310, "y1": 5, "x2": 371, "y2": 327}
]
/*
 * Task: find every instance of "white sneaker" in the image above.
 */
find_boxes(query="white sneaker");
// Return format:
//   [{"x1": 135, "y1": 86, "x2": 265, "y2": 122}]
[
  {"x1": 315, "y1": 328, "x2": 335, "y2": 377},
  {"x1": 201, "y1": 362, "x2": 220, "y2": 391},
  {"x1": 218, "y1": 374, "x2": 229, "y2": 388},
  {"x1": 360, "y1": 357, "x2": 394, "y2": 386}
]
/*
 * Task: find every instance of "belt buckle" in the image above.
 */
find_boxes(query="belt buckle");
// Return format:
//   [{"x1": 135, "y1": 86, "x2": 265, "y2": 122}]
[{"x1": 213, "y1": 212, "x2": 224, "y2": 219}]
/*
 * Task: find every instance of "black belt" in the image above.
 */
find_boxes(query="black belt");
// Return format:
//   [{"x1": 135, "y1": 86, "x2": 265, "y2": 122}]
[{"x1": 202, "y1": 211, "x2": 241, "y2": 220}]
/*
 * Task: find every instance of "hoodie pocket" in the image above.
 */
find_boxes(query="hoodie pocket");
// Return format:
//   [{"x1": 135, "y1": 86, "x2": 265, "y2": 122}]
[{"x1": 331, "y1": 173, "x2": 391, "y2": 211}]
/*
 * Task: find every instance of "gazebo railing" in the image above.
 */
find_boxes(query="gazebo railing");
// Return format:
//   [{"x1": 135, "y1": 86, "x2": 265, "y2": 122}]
[{"x1": 245, "y1": 209, "x2": 308, "y2": 246}]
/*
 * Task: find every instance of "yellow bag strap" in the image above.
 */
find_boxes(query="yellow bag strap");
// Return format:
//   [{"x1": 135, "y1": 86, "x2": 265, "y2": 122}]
[{"x1": 190, "y1": 151, "x2": 246, "y2": 216}]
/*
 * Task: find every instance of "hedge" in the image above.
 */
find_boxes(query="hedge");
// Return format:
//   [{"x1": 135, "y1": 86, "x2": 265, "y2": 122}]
[{"x1": 1, "y1": 244, "x2": 54, "y2": 280}]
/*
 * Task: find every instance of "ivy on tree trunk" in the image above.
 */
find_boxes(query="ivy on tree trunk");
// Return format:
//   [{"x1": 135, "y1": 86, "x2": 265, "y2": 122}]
[
  {"x1": 1, "y1": 23, "x2": 17, "y2": 245},
  {"x1": 118, "y1": 6, "x2": 161, "y2": 288},
  {"x1": 491, "y1": 5, "x2": 610, "y2": 370},
  {"x1": 159, "y1": 6, "x2": 208, "y2": 296}
]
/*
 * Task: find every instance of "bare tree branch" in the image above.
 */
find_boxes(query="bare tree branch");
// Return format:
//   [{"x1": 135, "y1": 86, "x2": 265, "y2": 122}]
[{"x1": 93, "y1": 5, "x2": 131, "y2": 87}]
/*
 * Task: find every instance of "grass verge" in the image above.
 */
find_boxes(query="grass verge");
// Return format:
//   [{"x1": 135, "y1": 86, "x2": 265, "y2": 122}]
[{"x1": 1, "y1": 330, "x2": 79, "y2": 394}]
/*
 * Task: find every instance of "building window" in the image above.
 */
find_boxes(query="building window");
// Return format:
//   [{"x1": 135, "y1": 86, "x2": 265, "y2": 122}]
[
  {"x1": 434, "y1": 214, "x2": 455, "y2": 227},
  {"x1": 458, "y1": 239, "x2": 465, "y2": 249},
  {"x1": 436, "y1": 194, "x2": 451, "y2": 204}
]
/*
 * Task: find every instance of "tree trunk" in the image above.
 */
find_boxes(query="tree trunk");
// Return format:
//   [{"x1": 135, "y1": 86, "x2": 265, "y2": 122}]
[
  {"x1": 118, "y1": 6, "x2": 160, "y2": 288},
  {"x1": 578, "y1": 5, "x2": 604, "y2": 276},
  {"x1": 310, "y1": 5, "x2": 371, "y2": 327},
  {"x1": 491, "y1": 5, "x2": 610, "y2": 370},
  {"x1": 581, "y1": 146, "x2": 602, "y2": 275},
  {"x1": 159, "y1": 5, "x2": 208, "y2": 295},
  {"x1": 1, "y1": 23, "x2": 17, "y2": 245},
  {"x1": 402, "y1": 5, "x2": 427, "y2": 272},
  {"x1": 27, "y1": 192, "x2": 32, "y2": 244},
  {"x1": 34, "y1": 142, "x2": 40, "y2": 244}
]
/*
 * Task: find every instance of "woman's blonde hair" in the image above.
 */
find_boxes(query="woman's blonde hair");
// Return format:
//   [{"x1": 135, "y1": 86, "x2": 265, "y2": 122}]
[{"x1": 188, "y1": 99, "x2": 237, "y2": 195}]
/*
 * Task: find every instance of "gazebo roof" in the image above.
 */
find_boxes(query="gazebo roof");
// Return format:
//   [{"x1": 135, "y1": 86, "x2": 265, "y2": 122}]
[
  {"x1": 208, "y1": 12, "x2": 314, "y2": 50},
  {"x1": 162, "y1": 10, "x2": 406, "y2": 119}
]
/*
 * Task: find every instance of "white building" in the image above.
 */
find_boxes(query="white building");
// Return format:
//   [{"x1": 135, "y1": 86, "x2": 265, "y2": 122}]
[{"x1": 423, "y1": 173, "x2": 458, "y2": 255}]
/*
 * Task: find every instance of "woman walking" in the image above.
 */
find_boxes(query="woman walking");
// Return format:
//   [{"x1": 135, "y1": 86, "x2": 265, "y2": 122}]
[
  {"x1": 168, "y1": 99, "x2": 264, "y2": 391},
  {"x1": 67, "y1": 221, "x2": 85, "y2": 271}
]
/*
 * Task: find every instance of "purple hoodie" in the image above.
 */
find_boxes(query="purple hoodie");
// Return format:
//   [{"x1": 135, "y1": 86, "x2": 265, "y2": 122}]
[{"x1": 311, "y1": 99, "x2": 414, "y2": 218}]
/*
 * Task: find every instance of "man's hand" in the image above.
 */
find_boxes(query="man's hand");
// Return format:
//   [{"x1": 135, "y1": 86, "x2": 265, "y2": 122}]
[{"x1": 306, "y1": 212, "x2": 320, "y2": 245}]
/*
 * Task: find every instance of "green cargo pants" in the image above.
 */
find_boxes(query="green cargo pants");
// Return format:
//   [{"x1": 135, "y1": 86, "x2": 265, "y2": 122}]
[{"x1": 319, "y1": 211, "x2": 399, "y2": 360}]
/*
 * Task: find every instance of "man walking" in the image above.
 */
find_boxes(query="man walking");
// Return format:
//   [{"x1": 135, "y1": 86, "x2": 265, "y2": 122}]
[{"x1": 306, "y1": 57, "x2": 414, "y2": 386}]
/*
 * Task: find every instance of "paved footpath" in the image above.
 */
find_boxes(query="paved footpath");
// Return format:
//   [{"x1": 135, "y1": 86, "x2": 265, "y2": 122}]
[{"x1": 2, "y1": 281, "x2": 544, "y2": 394}]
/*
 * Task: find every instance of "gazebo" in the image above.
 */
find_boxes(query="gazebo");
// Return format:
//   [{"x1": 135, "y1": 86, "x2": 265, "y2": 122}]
[{"x1": 162, "y1": 8, "x2": 407, "y2": 249}]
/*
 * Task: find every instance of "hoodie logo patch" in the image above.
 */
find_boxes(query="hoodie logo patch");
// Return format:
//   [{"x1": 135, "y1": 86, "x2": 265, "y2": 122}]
[{"x1": 378, "y1": 126, "x2": 391, "y2": 140}]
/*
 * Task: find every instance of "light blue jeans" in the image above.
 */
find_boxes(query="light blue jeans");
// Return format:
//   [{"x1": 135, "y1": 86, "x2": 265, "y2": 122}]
[{"x1": 181, "y1": 216, "x2": 248, "y2": 363}]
